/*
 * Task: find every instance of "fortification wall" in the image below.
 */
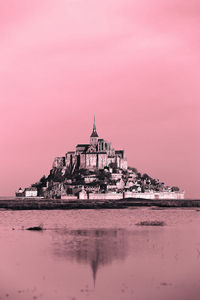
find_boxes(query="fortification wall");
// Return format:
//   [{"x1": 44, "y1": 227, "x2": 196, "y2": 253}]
[
  {"x1": 61, "y1": 195, "x2": 78, "y2": 200},
  {"x1": 124, "y1": 191, "x2": 184, "y2": 200},
  {"x1": 89, "y1": 193, "x2": 123, "y2": 200}
]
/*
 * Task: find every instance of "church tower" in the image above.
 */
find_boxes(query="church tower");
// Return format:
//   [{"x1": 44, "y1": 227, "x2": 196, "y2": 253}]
[{"x1": 90, "y1": 115, "x2": 98, "y2": 146}]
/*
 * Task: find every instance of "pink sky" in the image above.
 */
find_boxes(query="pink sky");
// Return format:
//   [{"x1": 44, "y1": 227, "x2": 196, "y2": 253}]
[{"x1": 0, "y1": 0, "x2": 199, "y2": 198}]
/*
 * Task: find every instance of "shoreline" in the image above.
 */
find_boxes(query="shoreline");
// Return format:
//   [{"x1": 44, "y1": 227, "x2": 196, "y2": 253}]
[{"x1": 0, "y1": 198, "x2": 199, "y2": 210}]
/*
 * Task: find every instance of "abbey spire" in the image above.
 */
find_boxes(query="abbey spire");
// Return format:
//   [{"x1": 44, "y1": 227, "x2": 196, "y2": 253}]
[{"x1": 90, "y1": 115, "x2": 98, "y2": 145}]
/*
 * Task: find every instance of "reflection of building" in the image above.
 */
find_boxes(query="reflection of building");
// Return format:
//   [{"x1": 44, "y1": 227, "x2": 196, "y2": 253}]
[
  {"x1": 54, "y1": 116, "x2": 128, "y2": 171},
  {"x1": 51, "y1": 228, "x2": 129, "y2": 286}
]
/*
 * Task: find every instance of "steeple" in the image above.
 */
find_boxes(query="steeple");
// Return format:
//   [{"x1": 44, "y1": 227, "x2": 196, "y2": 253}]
[
  {"x1": 90, "y1": 115, "x2": 98, "y2": 138},
  {"x1": 90, "y1": 115, "x2": 98, "y2": 145},
  {"x1": 93, "y1": 115, "x2": 96, "y2": 132}
]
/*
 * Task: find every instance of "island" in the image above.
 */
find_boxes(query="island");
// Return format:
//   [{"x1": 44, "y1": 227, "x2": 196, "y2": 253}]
[{"x1": 16, "y1": 116, "x2": 184, "y2": 202}]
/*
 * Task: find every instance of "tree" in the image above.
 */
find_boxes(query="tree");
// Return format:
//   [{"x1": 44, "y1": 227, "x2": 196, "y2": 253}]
[
  {"x1": 39, "y1": 175, "x2": 47, "y2": 187},
  {"x1": 128, "y1": 167, "x2": 138, "y2": 173},
  {"x1": 142, "y1": 173, "x2": 150, "y2": 180},
  {"x1": 171, "y1": 186, "x2": 180, "y2": 192}
]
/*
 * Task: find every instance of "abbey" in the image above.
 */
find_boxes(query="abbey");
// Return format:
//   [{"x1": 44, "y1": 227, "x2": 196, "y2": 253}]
[{"x1": 53, "y1": 117, "x2": 128, "y2": 171}]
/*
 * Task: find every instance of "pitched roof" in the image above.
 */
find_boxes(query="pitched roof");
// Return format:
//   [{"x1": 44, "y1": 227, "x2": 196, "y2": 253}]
[
  {"x1": 25, "y1": 187, "x2": 37, "y2": 191},
  {"x1": 76, "y1": 144, "x2": 90, "y2": 148}
]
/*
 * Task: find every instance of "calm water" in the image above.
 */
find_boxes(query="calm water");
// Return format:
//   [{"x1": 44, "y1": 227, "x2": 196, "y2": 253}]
[{"x1": 1, "y1": 208, "x2": 200, "y2": 300}]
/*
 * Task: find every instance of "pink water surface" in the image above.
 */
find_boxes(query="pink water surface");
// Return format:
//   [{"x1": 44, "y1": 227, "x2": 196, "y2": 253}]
[{"x1": 0, "y1": 208, "x2": 200, "y2": 300}]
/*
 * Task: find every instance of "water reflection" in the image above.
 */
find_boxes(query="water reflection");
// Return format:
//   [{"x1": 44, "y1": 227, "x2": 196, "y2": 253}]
[{"x1": 51, "y1": 228, "x2": 129, "y2": 285}]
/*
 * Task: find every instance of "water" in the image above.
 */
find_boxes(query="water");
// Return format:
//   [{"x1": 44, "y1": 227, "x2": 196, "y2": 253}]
[{"x1": 1, "y1": 207, "x2": 200, "y2": 300}]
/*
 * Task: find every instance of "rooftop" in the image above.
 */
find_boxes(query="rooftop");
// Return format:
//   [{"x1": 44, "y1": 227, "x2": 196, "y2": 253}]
[{"x1": 76, "y1": 144, "x2": 90, "y2": 148}]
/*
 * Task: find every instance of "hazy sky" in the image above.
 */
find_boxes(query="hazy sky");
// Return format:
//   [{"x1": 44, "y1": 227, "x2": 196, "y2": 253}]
[{"x1": 0, "y1": 0, "x2": 199, "y2": 197}]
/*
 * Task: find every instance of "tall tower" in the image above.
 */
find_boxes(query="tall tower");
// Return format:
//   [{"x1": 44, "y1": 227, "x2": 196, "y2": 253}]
[{"x1": 90, "y1": 115, "x2": 98, "y2": 146}]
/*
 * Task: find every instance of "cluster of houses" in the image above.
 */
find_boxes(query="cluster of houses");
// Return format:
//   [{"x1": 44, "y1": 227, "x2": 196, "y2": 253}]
[{"x1": 16, "y1": 187, "x2": 38, "y2": 198}]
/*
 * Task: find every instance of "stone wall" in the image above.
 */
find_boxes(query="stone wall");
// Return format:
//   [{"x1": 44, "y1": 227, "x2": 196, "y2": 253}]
[
  {"x1": 107, "y1": 156, "x2": 116, "y2": 166},
  {"x1": 119, "y1": 158, "x2": 128, "y2": 170},
  {"x1": 65, "y1": 152, "x2": 76, "y2": 167},
  {"x1": 52, "y1": 157, "x2": 65, "y2": 168},
  {"x1": 80, "y1": 154, "x2": 86, "y2": 169},
  {"x1": 88, "y1": 192, "x2": 123, "y2": 200},
  {"x1": 124, "y1": 191, "x2": 184, "y2": 200},
  {"x1": 86, "y1": 153, "x2": 97, "y2": 169},
  {"x1": 98, "y1": 153, "x2": 107, "y2": 169},
  {"x1": 61, "y1": 195, "x2": 78, "y2": 200}
]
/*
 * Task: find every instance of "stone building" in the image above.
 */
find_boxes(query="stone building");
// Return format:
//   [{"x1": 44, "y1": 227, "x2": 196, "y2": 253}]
[
  {"x1": 53, "y1": 116, "x2": 128, "y2": 171},
  {"x1": 24, "y1": 187, "x2": 38, "y2": 197},
  {"x1": 15, "y1": 187, "x2": 24, "y2": 197}
]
